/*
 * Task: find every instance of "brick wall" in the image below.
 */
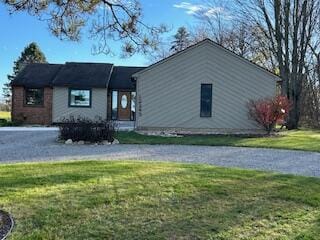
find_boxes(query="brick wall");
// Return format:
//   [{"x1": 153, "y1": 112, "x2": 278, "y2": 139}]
[{"x1": 12, "y1": 86, "x2": 53, "y2": 125}]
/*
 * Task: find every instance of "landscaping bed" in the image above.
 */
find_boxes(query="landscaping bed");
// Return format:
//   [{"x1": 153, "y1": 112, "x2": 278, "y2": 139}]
[
  {"x1": 1, "y1": 160, "x2": 320, "y2": 239},
  {"x1": 0, "y1": 210, "x2": 13, "y2": 239}
]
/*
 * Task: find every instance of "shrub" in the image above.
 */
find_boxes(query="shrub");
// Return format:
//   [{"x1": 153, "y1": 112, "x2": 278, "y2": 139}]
[
  {"x1": 57, "y1": 116, "x2": 117, "y2": 143},
  {"x1": 0, "y1": 119, "x2": 17, "y2": 127},
  {"x1": 247, "y1": 96, "x2": 292, "y2": 134}
]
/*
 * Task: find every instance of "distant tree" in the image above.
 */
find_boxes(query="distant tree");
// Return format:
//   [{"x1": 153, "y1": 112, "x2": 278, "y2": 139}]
[
  {"x1": 170, "y1": 27, "x2": 191, "y2": 53},
  {"x1": 247, "y1": 96, "x2": 292, "y2": 134},
  {"x1": 2, "y1": 42, "x2": 47, "y2": 106},
  {"x1": 2, "y1": 0, "x2": 167, "y2": 56}
]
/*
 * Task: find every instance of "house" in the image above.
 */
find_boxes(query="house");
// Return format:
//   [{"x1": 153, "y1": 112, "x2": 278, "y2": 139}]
[
  {"x1": 11, "y1": 39, "x2": 280, "y2": 132},
  {"x1": 11, "y1": 63, "x2": 144, "y2": 125}
]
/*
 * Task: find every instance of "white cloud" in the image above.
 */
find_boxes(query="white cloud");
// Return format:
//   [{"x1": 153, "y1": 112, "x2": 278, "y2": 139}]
[{"x1": 173, "y1": 2, "x2": 229, "y2": 18}]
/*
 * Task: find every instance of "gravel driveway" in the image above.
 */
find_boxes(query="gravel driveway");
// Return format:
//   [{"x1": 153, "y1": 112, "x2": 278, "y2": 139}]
[{"x1": 0, "y1": 130, "x2": 320, "y2": 177}]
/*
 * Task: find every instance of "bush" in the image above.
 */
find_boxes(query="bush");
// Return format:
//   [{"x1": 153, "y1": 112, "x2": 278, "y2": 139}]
[
  {"x1": 247, "y1": 96, "x2": 292, "y2": 134},
  {"x1": 57, "y1": 116, "x2": 117, "y2": 143},
  {"x1": 0, "y1": 119, "x2": 16, "y2": 127}
]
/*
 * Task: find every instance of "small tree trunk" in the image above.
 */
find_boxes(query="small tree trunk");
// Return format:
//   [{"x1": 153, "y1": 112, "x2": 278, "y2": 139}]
[{"x1": 287, "y1": 101, "x2": 300, "y2": 130}]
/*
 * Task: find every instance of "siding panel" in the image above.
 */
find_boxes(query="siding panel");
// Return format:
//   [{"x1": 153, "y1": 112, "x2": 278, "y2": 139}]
[
  {"x1": 52, "y1": 87, "x2": 107, "y2": 122},
  {"x1": 136, "y1": 41, "x2": 277, "y2": 130}
]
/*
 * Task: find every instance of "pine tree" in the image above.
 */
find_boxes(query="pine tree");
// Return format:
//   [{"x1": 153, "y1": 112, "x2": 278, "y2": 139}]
[
  {"x1": 3, "y1": 43, "x2": 47, "y2": 106},
  {"x1": 170, "y1": 27, "x2": 191, "y2": 53}
]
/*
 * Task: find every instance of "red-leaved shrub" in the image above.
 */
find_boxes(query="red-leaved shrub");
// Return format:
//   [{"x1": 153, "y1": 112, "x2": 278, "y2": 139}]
[{"x1": 247, "y1": 96, "x2": 292, "y2": 134}]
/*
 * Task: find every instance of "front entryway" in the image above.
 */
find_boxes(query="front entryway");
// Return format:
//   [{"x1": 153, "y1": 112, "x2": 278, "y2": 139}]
[
  {"x1": 110, "y1": 90, "x2": 136, "y2": 121},
  {"x1": 118, "y1": 92, "x2": 131, "y2": 120}
]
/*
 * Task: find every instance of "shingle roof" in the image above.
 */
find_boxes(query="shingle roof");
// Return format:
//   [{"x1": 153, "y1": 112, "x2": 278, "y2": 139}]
[
  {"x1": 11, "y1": 62, "x2": 146, "y2": 89},
  {"x1": 109, "y1": 66, "x2": 146, "y2": 90},
  {"x1": 52, "y1": 62, "x2": 114, "y2": 88},
  {"x1": 12, "y1": 63, "x2": 63, "y2": 88}
]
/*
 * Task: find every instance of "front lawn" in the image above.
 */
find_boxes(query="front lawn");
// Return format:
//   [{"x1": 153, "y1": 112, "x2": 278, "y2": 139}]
[
  {"x1": 117, "y1": 129, "x2": 320, "y2": 152},
  {"x1": 1, "y1": 161, "x2": 320, "y2": 239},
  {"x1": 0, "y1": 111, "x2": 10, "y2": 120}
]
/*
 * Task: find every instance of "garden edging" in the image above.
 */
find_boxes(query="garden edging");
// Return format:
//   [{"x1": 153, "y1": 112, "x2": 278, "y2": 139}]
[{"x1": 0, "y1": 210, "x2": 14, "y2": 240}]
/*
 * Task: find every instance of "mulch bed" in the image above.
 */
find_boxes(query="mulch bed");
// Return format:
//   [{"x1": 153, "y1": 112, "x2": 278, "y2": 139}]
[{"x1": 0, "y1": 210, "x2": 13, "y2": 239}]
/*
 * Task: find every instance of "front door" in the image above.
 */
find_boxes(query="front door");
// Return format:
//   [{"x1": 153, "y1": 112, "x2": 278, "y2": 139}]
[{"x1": 117, "y1": 91, "x2": 131, "y2": 120}]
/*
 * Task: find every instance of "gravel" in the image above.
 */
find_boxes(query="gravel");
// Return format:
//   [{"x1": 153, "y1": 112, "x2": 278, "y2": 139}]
[{"x1": 0, "y1": 130, "x2": 319, "y2": 177}]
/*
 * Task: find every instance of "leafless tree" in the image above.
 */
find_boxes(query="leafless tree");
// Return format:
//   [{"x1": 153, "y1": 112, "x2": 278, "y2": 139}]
[
  {"x1": 301, "y1": 38, "x2": 320, "y2": 128},
  {"x1": 194, "y1": 0, "x2": 320, "y2": 129},
  {"x1": 191, "y1": 1, "x2": 275, "y2": 70},
  {"x1": 234, "y1": 0, "x2": 320, "y2": 129}
]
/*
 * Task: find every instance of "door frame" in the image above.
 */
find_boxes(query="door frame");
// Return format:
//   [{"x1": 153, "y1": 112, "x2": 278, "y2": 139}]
[
  {"x1": 109, "y1": 89, "x2": 136, "y2": 121},
  {"x1": 117, "y1": 91, "x2": 132, "y2": 121}
]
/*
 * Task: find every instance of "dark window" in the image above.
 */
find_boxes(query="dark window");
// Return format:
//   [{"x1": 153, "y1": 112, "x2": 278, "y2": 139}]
[
  {"x1": 200, "y1": 84, "x2": 212, "y2": 117},
  {"x1": 25, "y1": 88, "x2": 44, "y2": 106},
  {"x1": 111, "y1": 91, "x2": 118, "y2": 120},
  {"x1": 69, "y1": 89, "x2": 91, "y2": 107}
]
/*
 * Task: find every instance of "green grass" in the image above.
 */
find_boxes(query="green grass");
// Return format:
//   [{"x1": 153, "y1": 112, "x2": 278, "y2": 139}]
[
  {"x1": 0, "y1": 111, "x2": 13, "y2": 127},
  {"x1": 0, "y1": 111, "x2": 10, "y2": 120},
  {"x1": 117, "y1": 129, "x2": 320, "y2": 152},
  {"x1": 1, "y1": 160, "x2": 320, "y2": 239}
]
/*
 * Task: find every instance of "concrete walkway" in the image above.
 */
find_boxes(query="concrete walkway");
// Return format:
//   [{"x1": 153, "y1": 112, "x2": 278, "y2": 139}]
[{"x1": 0, "y1": 130, "x2": 319, "y2": 177}]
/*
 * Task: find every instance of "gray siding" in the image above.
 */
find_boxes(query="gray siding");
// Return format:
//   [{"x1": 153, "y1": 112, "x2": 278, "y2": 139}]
[
  {"x1": 52, "y1": 87, "x2": 107, "y2": 122},
  {"x1": 136, "y1": 41, "x2": 278, "y2": 130}
]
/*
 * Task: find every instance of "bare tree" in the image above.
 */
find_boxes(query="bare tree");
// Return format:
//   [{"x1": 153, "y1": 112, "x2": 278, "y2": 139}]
[
  {"x1": 2, "y1": 0, "x2": 167, "y2": 56},
  {"x1": 190, "y1": 1, "x2": 274, "y2": 69},
  {"x1": 192, "y1": 0, "x2": 233, "y2": 45},
  {"x1": 301, "y1": 40, "x2": 320, "y2": 128},
  {"x1": 235, "y1": 0, "x2": 320, "y2": 129}
]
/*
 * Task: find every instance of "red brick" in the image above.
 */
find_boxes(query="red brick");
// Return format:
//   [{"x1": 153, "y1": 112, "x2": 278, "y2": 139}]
[{"x1": 11, "y1": 87, "x2": 52, "y2": 125}]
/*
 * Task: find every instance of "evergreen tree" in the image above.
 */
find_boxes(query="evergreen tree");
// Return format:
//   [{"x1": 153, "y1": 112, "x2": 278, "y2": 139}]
[
  {"x1": 170, "y1": 27, "x2": 191, "y2": 53},
  {"x1": 2, "y1": 43, "x2": 47, "y2": 106}
]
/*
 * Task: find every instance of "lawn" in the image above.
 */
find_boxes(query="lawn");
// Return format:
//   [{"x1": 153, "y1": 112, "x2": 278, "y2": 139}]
[
  {"x1": 1, "y1": 160, "x2": 320, "y2": 239},
  {"x1": 117, "y1": 129, "x2": 320, "y2": 152},
  {"x1": 0, "y1": 111, "x2": 10, "y2": 120}
]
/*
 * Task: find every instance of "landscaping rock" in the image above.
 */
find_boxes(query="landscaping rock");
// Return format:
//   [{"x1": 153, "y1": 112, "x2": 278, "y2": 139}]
[
  {"x1": 102, "y1": 140, "x2": 111, "y2": 145},
  {"x1": 112, "y1": 139, "x2": 120, "y2": 145},
  {"x1": 65, "y1": 139, "x2": 73, "y2": 145},
  {"x1": 77, "y1": 141, "x2": 85, "y2": 145}
]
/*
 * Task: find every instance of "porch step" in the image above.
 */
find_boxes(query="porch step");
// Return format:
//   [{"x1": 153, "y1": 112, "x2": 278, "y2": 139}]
[{"x1": 115, "y1": 121, "x2": 135, "y2": 131}]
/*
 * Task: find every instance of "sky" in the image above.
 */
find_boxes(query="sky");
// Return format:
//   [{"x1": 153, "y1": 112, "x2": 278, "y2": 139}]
[{"x1": 0, "y1": 1, "x2": 224, "y2": 101}]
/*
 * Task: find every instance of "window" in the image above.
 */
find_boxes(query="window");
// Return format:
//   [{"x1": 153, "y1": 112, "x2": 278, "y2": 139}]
[
  {"x1": 69, "y1": 89, "x2": 91, "y2": 107},
  {"x1": 200, "y1": 84, "x2": 212, "y2": 117},
  {"x1": 25, "y1": 88, "x2": 44, "y2": 106},
  {"x1": 131, "y1": 92, "x2": 136, "y2": 121},
  {"x1": 121, "y1": 95, "x2": 128, "y2": 109},
  {"x1": 111, "y1": 91, "x2": 118, "y2": 120}
]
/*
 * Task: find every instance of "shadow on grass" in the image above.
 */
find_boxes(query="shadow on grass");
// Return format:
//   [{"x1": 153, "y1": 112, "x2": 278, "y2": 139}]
[{"x1": 1, "y1": 161, "x2": 320, "y2": 239}]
